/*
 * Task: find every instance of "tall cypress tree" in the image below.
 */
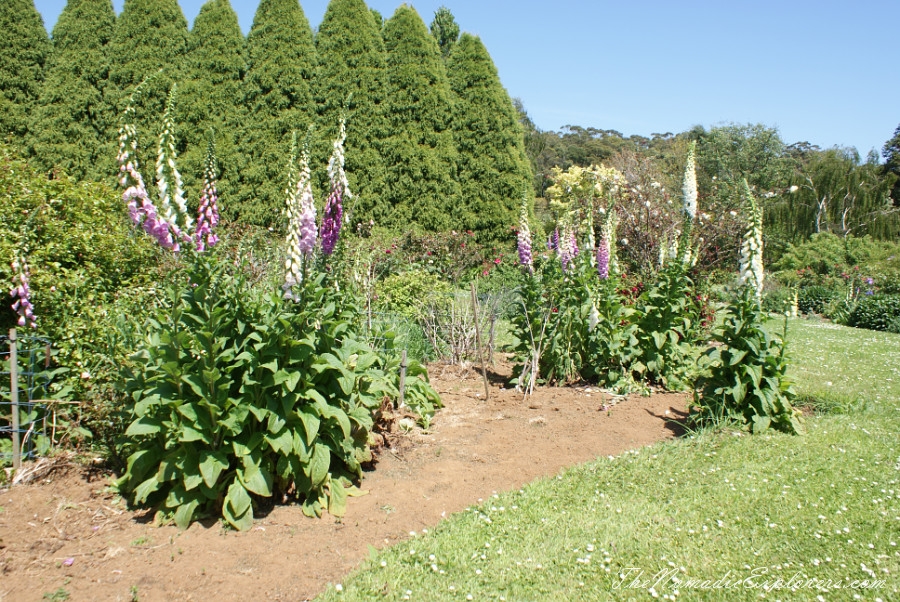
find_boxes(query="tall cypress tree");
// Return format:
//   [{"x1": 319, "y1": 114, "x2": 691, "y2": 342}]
[
  {"x1": 382, "y1": 5, "x2": 459, "y2": 232},
  {"x1": 314, "y1": 0, "x2": 388, "y2": 226},
  {"x1": 447, "y1": 33, "x2": 533, "y2": 246},
  {"x1": 235, "y1": 0, "x2": 317, "y2": 226},
  {"x1": 180, "y1": 0, "x2": 246, "y2": 216},
  {"x1": 106, "y1": 0, "x2": 189, "y2": 182},
  {"x1": 0, "y1": 0, "x2": 50, "y2": 143},
  {"x1": 29, "y1": 0, "x2": 117, "y2": 180}
]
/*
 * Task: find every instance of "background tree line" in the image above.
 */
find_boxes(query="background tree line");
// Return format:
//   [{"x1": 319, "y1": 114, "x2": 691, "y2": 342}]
[{"x1": 1, "y1": 0, "x2": 531, "y2": 249}]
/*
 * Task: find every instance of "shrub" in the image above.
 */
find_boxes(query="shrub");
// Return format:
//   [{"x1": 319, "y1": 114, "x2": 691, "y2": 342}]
[
  {"x1": 847, "y1": 294, "x2": 900, "y2": 332},
  {"x1": 691, "y1": 286, "x2": 802, "y2": 434},
  {"x1": 797, "y1": 285, "x2": 841, "y2": 315},
  {"x1": 115, "y1": 254, "x2": 401, "y2": 529}
]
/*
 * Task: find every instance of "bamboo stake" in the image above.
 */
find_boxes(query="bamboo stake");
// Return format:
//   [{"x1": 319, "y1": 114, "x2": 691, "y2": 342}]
[
  {"x1": 10, "y1": 329, "x2": 20, "y2": 471},
  {"x1": 470, "y1": 282, "x2": 490, "y2": 401}
]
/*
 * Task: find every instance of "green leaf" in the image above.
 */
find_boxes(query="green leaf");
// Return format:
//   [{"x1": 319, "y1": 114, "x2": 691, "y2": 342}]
[
  {"x1": 328, "y1": 479, "x2": 348, "y2": 517},
  {"x1": 285, "y1": 371, "x2": 301, "y2": 392},
  {"x1": 174, "y1": 498, "x2": 200, "y2": 530},
  {"x1": 181, "y1": 373, "x2": 206, "y2": 398},
  {"x1": 198, "y1": 451, "x2": 229, "y2": 489},
  {"x1": 296, "y1": 410, "x2": 320, "y2": 446},
  {"x1": 265, "y1": 428, "x2": 294, "y2": 455},
  {"x1": 224, "y1": 481, "x2": 253, "y2": 531},
  {"x1": 134, "y1": 475, "x2": 160, "y2": 504},
  {"x1": 240, "y1": 463, "x2": 273, "y2": 497},
  {"x1": 308, "y1": 443, "x2": 331, "y2": 487},
  {"x1": 125, "y1": 416, "x2": 164, "y2": 436}
]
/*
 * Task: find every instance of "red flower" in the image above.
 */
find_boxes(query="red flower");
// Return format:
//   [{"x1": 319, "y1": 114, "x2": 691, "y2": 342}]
[{"x1": 494, "y1": 258, "x2": 501, "y2": 265}]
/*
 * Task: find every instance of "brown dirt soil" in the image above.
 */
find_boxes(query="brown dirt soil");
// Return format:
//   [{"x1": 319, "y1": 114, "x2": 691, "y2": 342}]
[{"x1": 0, "y1": 361, "x2": 688, "y2": 602}]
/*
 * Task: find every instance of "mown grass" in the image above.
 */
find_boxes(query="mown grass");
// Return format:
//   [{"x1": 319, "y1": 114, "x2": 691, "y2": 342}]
[{"x1": 316, "y1": 319, "x2": 900, "y2": 601}]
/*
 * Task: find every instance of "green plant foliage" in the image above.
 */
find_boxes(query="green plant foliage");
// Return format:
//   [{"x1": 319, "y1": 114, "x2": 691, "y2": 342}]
[
  {"x1": 796, "y1": 285, "x2": 841, "y2": 315},
  {"x1": 116, "y1": 254, "x2": 391, "y2": 529},
  {"x1": 313, "y1": 0, "x2": 388, "y2": 227},
  {"x1": 375, "y1": 269, "x2": 452, "y2": 320},
  {"x1": 0, "y1": 144, "x2": 160, "y2": 420},
  {"x1": 848, "y1": 294, "x2": 900, "y2": 332},
  {"x1": 178, "y1": 0, "x2": 246, "y2": 215},
  {"x1": 106, "y1": 0, "x2": 190, "y2": 176},
  {"x1": 447, "y1": 34, "x2": 533, "y2": 248},
  {"x1": 633, "y1": 261, "x2": 702, "y2": 390},
  {"x1": 0, "y1": 0, "x2": 50, "y2": 142},
  {"x1": 691, "y1": 286, "x2": 802, "y2": 434},
  {"x1": 382, "y1": 5, "x2": 460, "y2": 233},
  {"x1": 235, "y1": 0, "x2": 317, "y2": 226},
  {"x1": 882, "y1": 123, "x2": 900, "y2": 204},
  {"x1": 767, "y1": 148, "x2": 898, "y2": 247},
  {"x1": 28, "y1": 0, "x2": 117, "y2": 181},
  {"x1": 510, "y1": 253, "x2": 639, "y2": 393}
]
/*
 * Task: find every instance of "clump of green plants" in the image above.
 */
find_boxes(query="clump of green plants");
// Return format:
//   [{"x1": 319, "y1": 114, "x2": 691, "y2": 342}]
[
  {"x1": 691, "y1": 181, "x2": 802, "y2": 434},
  {"x1": 848, "y1": 294, "x2": 900, "y2": 332}
]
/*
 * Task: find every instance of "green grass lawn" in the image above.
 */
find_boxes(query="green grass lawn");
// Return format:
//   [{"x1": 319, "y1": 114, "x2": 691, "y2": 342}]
[{"x1": 316, "y1": 319, "x2": 900, "y2": 601}]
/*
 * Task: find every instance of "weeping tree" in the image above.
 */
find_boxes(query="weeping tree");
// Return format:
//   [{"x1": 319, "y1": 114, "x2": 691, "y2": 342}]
[
  {"x1": 883, "y1": 124, "x2": 900, "y2": 205},
  {"x1": 179, "y1": 0, "x2": 246, "y2": 214},
  {"x1": 447, "y1": 33, "x2": 533, "y2": 247},
  {"x1": 235, "y1": 0, "x2": 317, "y2": 226},
  {"x1": 314, "y1": 0, "x2": 388, "y2": 226},
  {"x1": 767, "y1": 147, "x2": 899, "y2": 250},
  {"x1": 0, "y1": 0, "x2": 50, "y2": 143},
  {"x1": 29, "y1": 0, "x2": 117, "y2": 180},
  {"x1": 382, "y1": 5, "x2": 460, "y2": 233}
]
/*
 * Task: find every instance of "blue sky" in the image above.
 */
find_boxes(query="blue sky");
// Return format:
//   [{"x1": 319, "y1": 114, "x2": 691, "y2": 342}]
[{"x1": 33, "y1": 0, "x2": 900, "y2": 158}]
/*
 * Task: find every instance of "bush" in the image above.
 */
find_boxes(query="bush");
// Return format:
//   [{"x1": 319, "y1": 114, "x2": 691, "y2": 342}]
[
  {"x1": 691, "y1": 286, "x2": 802, "y2": 434},
  {"x1": 115, "y1": 253, "x2": 412, "y2": 529},
  {"x1": 797, "y1": 286, "x2": 841, "y2": 315},
  {"x1": 847, "y1": 294, "x2": 900, "y2": 332}
]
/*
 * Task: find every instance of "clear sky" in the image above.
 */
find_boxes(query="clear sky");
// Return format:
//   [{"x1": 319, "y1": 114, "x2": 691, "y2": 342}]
[{"x1": 33, "y1": 0, "x2": 900, "y2": 158}]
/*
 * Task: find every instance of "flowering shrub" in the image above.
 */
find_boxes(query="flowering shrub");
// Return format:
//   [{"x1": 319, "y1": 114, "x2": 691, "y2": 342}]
[
  {"x1": 691, "y1": 180, "x2": 801, "y2": 435},
  {"x1": 116, "y1": 255, "x2": 391, "y2": 528}
]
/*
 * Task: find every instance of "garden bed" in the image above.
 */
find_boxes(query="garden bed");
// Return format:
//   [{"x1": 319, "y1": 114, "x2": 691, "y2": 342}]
[{"x1": 0, "y1": 361, "x2": 687, "y2": 602}]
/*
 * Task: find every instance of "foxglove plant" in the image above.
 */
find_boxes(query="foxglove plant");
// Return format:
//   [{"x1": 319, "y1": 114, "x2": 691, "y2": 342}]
[
  {"x1": 155, "y1": 85, "x2": 192, "y2": 239},
  {"x1": 116, "y1": 84, "x2": 178, "y2": 250},
  {"x1": 321, "y1": 118, "x2": 351, "y2": 256},
  {"x1": 516, "y1": 195, "x2": 533, "y2": 273},
  {"x1": 284, "y1": 133, "x2": 304, "y2": 294},
  {"x1": 193, "y1": 133, "x2": 220, "y2": 252},
  {"x1": 557, "y1": 222, "x2": 575, "y2": 271},
  {"x1": 548, "y1": 228, "x2": 559, "y2": 252},
  {"x1": 9, "y1": 254, "x2": 36, "y2": 329},
  {"x1": 739, "y1": 179, "x2": 765, "y2": 302},
  {"x1": 677, "y1": 141, "x2": 698, "y2": 264},
  {"x1": 596, "y1": 233, "x2": 610, "y2": 280}
]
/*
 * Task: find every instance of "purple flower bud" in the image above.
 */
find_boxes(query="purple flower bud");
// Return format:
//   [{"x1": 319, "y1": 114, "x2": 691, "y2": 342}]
[{"x1": 320, "y1": 184, "x2": 343, "y2": 256}]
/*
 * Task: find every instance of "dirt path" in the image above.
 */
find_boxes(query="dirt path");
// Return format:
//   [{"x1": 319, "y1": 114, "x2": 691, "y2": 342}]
[{"x1": 0, "y1": 364, "x2": 687, "y2": 602}]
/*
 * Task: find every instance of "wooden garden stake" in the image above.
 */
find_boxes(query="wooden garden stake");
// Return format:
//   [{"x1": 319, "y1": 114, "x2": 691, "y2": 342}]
[
  {"x1": 397, "y1": 349, "x2": 408, "y2": 408},
  {"x1": 470, "y1": 282, "x2": 490, "y2": 401},
  {"x1": 10, "y1": 329, "x2": 20, "y2": 471}
]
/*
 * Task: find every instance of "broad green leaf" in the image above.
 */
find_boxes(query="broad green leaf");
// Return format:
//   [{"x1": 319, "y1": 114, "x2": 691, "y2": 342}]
[
  {"x1": 240, "y1": 463, "x2": 273, "y2": 497},
  {"x1": 328, "y1": 479, "x2": 348, "y2": 517},
  {"x1": 308, "y1": 443, "x2": 331, "y2": 487},
  {"x1": 134, "y1": 475, "x2": 160, "y2": 504},
  {"x1": 297, "y1": 410, "x2": 320, "y2": 446},
  {"x1": 181, "y1": 373, "x2": 206, "y2": 398},
  {"x1": 225, "y1": 480, "x2": 252, "y2": 517},
  {"x1": 199, "y1": 451, "x2": 229, "y2": 489},
  {"x1": 125, "y1": 416, "x2": 164, "y2": 436},
  {"x1": 174, "y1": 498, "x2": 200, "y2": 530}
]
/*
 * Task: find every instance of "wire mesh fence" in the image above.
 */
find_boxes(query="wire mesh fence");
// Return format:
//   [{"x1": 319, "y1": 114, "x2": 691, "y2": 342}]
[{"x1": 1, "y1": 329, "x2": 54, "y2": 468}]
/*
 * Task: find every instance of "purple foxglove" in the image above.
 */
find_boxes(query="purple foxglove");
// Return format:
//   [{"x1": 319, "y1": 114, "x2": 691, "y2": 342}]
[
  {"x1": 321, "y1": 118, "x2": 351, "y2": 255},
  {"x1": 516, "y1": 196, "x2": 533, "y2": 272},
  {"x1": 116, "y1": 82, "x2": 181, "y2": 251},
  {"x1": 596, "y1": 235, "x2": 610, "y2": 279},
  {"x1": 548, "y1": 228, "x2": 559, "y2": 251},
  {"x1": 193, "y1": 135, "x2": 220, "y2": 252},
  {"x1": 9, "y1": 255, "x2": 36, "y2": 329},
  {"x1": 558, "y1": 223, "x2": 575, "y2": 271}
]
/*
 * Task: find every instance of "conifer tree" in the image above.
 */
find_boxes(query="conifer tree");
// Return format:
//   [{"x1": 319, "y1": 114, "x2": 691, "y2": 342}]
[
  {"x1": 447, "y1": 33, "x2": 533, "y2": 246},
  {"x1": 314, "y1": 0, "x2": 388, "y2": 226},
  {"x1": 0, "y1": 0, "x2": 50, "y2": 143},
  {"x1": 430, "y1": 6, "x2": 459, "y2": 60},
  {"x1": 382, "y1": 5, "x2": 460, "y2": 232},
  {"x1": 180, "y1": 0, "x2": 246, "y2": 217},
  {"x1": 29, "y1": 0, "x2": 117, "y2": 180},
  {"x1": 106, "y1": 0, "x2": 190, "y2": 182},
  {"x1": 235, "y1": 0, "x2": 317, "y2": 226}
]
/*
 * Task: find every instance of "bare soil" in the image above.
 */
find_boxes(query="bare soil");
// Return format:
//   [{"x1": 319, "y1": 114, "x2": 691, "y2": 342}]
[{"x1": 0, "y1": 361, "x2": 687, "y2": 602}]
